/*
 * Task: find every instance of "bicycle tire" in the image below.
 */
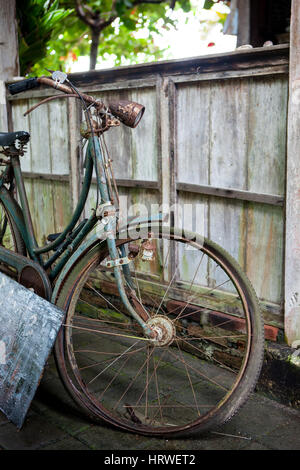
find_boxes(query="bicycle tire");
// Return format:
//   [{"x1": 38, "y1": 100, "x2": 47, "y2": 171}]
[{"x1": 54, "y1": 227, "x2": 264, "y2": 438}]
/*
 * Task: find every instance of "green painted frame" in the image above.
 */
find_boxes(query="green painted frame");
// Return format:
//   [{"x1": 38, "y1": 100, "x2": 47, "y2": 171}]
[{"x1": 0, "y1": 135, "x2": 159, "y2": 334}]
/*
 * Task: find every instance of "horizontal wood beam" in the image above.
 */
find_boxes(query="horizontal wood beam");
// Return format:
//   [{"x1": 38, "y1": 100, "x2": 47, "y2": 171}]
[
  {"x1": 23, "y1": 172, "x2": 159, "y2": 190},
  {"x1": 66, "y1": 45, "x2": 290, "y2": 87},
  {"x1": 22, "y1": 172, "x2": 284, "y2": 206},
  {"x1": 109, "y1": 178, "x2": 159, "y2": 190},
  {"x1": 23, "y1": 172, "x2": 69, "y2": 182},
  {"x1": 176, "y1": 182, "x2": 284, "y2": 206},
  {"x1": 7, "y1": 45, "x2": 289, "y2": 101}
]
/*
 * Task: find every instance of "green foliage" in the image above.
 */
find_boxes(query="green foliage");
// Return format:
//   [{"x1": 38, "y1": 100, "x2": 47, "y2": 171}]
[
  {"x1": 203, "y1": 0, "x2": 215, "y2": 9},
  {"x1": 17, "y1": 1, "x2": 228, "y2": 76},
  {"x1": 17, "y1": 0, "x2": 72, "y2": 76},
  {"x1": 25, "y1": 0, "x2": 193, "y2": 75}
]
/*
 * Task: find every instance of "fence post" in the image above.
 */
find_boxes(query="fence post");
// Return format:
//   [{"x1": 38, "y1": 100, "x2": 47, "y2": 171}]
[
  {"x1": 0, "y1": 0, "x2": 19, "y2": 132},
  {"x1": 285, "y1": 0, "x2": 300, "y2": 346},
  {"x1": 158, "y1": 76, "x2": 177, "y2": 280},
  {"x1": 237, "y1": 0, "x2": 250, "y2": 47}
]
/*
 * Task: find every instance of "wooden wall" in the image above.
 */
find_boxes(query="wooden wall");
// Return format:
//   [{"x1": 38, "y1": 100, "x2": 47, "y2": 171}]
[{"x1": 6, "y1": 44, "x2": 289, "y2": 332}]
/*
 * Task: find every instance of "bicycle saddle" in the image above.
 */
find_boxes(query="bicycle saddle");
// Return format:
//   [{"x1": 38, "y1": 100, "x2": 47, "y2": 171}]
[{"x1": 0, "y1": 131, "x2": 30, "y2": 147}]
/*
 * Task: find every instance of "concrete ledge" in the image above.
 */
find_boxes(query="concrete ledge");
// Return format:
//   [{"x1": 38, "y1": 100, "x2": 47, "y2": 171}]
[{"x1": 256, "y1": 341, "x2": 300, "y2": 409}]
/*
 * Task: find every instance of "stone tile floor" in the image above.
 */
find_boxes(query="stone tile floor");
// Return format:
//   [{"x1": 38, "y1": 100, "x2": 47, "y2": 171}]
[{"x1": 0, "y1": 355, "x2": 299, "y2": 451}]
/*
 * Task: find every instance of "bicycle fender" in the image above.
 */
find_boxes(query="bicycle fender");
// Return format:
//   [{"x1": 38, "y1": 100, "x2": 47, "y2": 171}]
[{"x1": 51, "y1": 212, "x2": 165, "y2": 304}]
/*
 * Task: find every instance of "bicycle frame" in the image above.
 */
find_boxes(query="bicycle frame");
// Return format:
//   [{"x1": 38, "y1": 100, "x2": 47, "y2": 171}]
[{"x1": 0, "y1": 135, "x2": 154, "y2": 335}]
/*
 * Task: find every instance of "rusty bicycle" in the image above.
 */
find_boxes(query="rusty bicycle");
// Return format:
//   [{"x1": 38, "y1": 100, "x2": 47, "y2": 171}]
[{"x1": 0, "y1": 72, "x2": 264, "y2": 437}]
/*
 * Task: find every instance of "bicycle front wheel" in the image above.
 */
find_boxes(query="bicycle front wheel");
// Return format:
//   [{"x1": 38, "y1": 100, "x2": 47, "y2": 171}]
[{"x1": 54, "y1": 227, "x2": 264, "y2": 437}]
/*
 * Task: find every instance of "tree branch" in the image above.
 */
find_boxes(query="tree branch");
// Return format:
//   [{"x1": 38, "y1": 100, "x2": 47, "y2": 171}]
[
  {"x1": 132, "y1": 0, "x2": 176, "y2": 4},
  {"x1": 74, "y1": 0, "x2": 96, "y2": 27}
]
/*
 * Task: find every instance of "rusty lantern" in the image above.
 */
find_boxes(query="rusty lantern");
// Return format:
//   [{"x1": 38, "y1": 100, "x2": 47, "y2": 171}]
[{"x1": 108, "y1": 100, "x2": 145, "y2": 128}]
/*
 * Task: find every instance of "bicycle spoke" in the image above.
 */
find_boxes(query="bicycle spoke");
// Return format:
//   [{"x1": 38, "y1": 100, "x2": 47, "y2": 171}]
[
  {"x1": 174, "y1": 338, "x2": 200, "y2": 417},
  {"x1": 113, "y1": 345, "x2": 157, "y2": 411},
  {"x1": 153, "y1": 353, "x2": 163, "y2": 423},
  {"x1": 174, "y1": 253, "x2": 205, "y2": 322},
  {"x1": 78, "y1": 345, "x2": 147, "y2": 370},
  {"x1": 59, "y1": 231, "x2": 262, "y2": 435},
  {"x1": 88, "y1": 340, "x2": 141, "y2": 385},
  {"x1": 154, "y1": 266, "x2": 178, "y2": 317},
  {"x1": 167, "y1": 343, "x2": 229, "y2": 392},
  {"x1": 177, "y1": 335, "x2": 238, "y2": 375},
  {"x1": 99, "y1": 349, "x2": 134, "y2": 401},
  {"x1": 64, "y1": 322, "x2": 150, "y2": 342},
  {"x1": 86, "y1": 282, "x2": 125, "y2": 317}
]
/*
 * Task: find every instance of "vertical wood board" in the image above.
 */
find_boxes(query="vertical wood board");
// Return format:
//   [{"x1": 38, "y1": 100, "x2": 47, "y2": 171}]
[
  {"x1": 284, "y1": 0, "x2": 300, "y2": 345},
  {"x1": 11, "y1": 100, "x2": 32, "y2": 172},
  {"x1": 176, "y1": 82, "x2": 210, "y2": 185},
  {"x1": 247, "y1": 76, "x2": 288, "y2": 195}
]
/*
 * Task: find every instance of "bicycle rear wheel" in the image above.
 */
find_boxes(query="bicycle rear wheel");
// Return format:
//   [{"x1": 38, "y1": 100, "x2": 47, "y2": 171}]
[{"x1": 54, "y1": 227, "x2": 264, "y2": 437}]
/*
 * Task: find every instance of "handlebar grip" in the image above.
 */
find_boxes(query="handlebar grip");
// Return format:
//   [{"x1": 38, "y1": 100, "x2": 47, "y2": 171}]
[{"x1": 8, "y1": 78, "x2": 39, "y2": 95}]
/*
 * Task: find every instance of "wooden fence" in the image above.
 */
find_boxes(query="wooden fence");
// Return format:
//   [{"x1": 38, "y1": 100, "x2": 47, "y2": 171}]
[{"x1": 5, "y1": 44, "x2": 289, "y2": 334}]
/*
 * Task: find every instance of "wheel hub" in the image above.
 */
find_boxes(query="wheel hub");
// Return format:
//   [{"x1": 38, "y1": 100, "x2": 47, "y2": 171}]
[{"x1": 147, "y1": 315, "x2": 175, "y2": 346}]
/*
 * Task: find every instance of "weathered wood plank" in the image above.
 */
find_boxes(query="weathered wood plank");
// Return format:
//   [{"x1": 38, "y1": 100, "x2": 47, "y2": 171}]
[
  {"x1": 130, "y1": 88, "x2": 158, "y2": 181},
  {"x1": 176, "y1": 82, "x2": 210, "y2": 185},
  {"x1": 0, "y1": 81, "x2": 8, "y2": 133},
  {"x1": 247, "y1": 76, "x2": 288, "y2": 196},
  {"x1": 209, "y1": 78, "x2": 248, "y2": 190},
  {"x1": 11, "y1": 100, "x2": 32, "y2": 172},
  {"x1": 6, "y1": 46, "x2": 289, "y2": 102},
  {"x1": 159, "y1": 77, "x2": 174, "y2": 282},
  {"x1": 284, "y1": 0, "x2": 300, "y2": 346},
  {"x1": 52, "y1": 180, "x2": 73, "y2": 234},
  {"x1": 0, "y1": 0, "x2": 19, "y2": 81},
  {"x1": 61, "y1": 44, "x2": 290, "y2": 88},
  {"x1": 0, "y1": 1, "x2": 18, "y2": 140},
  {"x1": 209, "y1": 197, "x2": 247, "y2": 293},
  {"x1": 6, "y1": 64, "x2": 289, "y2": 102},
  {"x1": 176, "y1": 191, "x2": 208, "y2": 287},
  {"x1": 28, "y1": 99, "x2": 51, "y2": 174},
  {"x1": 237, "y1": 0, "x2": 250, "y2": 47},
  {"x1": 31, "y1": 180, "x2": 55, "y2": 245},
  {"x1": 176, "y1": 182, "x2": 284, "y2": 206},
  {"x1": 23, "y1": 172, "x2": 69, "y2": 182},
  {"x1": 246, "y1": 203, "x2": 284, "y2": 305},
  {"x1": 48, "y1": 99, "x2": 69, "y2": 175}
]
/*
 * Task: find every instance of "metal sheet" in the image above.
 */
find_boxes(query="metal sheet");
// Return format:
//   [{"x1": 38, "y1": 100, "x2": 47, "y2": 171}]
[{"x1": 0, "y1": 272, "x2": 64, "y2": 428}]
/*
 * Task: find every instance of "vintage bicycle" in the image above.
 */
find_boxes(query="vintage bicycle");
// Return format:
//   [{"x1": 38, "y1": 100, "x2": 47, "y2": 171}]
[{"x1": 0, "y1": 72, "x2": 264, "y2": 437}]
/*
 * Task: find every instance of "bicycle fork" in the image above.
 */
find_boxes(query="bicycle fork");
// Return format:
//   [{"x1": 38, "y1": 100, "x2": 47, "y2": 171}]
[
  {"x1": 92, "y1": 136, "x2": 154, "y2": 338},
  {"x1": 105, "y1": 230, "x2": 154, "y2": 338}
]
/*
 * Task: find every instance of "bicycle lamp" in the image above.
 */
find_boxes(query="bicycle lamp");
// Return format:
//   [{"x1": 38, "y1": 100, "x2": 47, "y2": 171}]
[{"x1": 108, "y1": 100, "x2": 145, "y2": 128}]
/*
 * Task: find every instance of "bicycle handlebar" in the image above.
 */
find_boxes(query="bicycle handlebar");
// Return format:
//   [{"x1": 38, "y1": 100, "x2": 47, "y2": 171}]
[
  {"x1": 9, "y1": 76, "x2": 104, "y2": 109},
  {"x1": 8, "y1": 77, "x2": 39, "y2": 95},
  {"x1": 7, "y1": 76, "x2": 145, "y2": 128}
]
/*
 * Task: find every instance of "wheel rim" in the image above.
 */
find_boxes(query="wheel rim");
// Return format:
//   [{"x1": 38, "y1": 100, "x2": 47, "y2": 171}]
[{"x1": 59, "y1": 233, "x2": 259, "y2": 435}]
